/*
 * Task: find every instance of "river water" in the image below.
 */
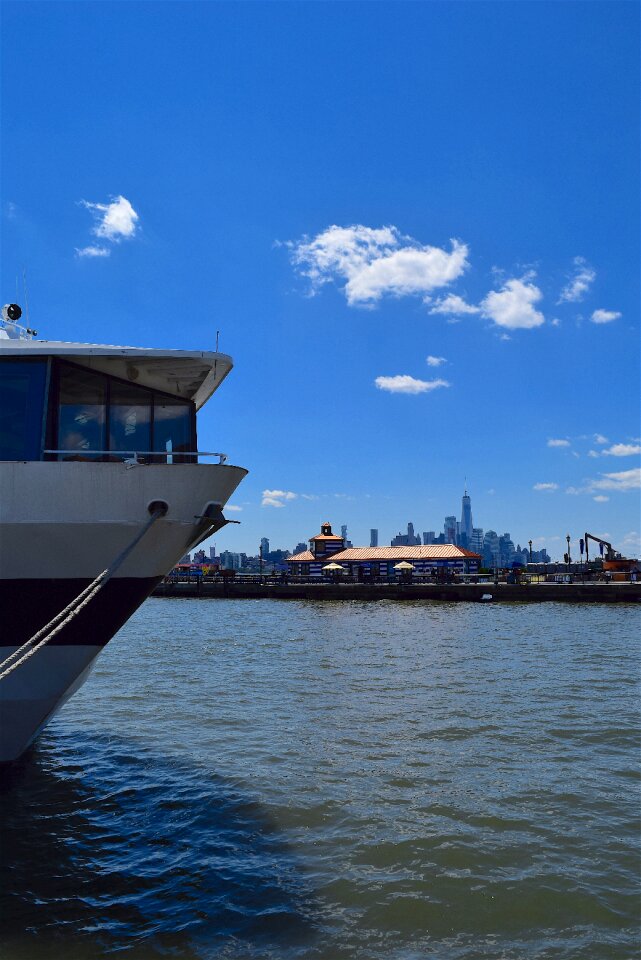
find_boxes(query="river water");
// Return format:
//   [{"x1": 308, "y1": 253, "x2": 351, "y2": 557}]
[{"x1": 1, "y1": 599, "x2": 639, "y2": 959}]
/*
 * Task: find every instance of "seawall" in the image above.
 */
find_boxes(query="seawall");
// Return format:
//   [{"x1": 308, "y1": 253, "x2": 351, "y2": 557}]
[{"x1": 152, "y1": 581, "x2": 641, "y2": 603}]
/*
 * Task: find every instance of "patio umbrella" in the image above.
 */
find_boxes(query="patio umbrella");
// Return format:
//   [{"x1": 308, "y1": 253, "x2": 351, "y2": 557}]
[
  {"x1": 393, "y1": 561, "x2": 415, "y2": 571},
  {"x1": 323, "y1": 563, "x2": 345, "y2": 571}
]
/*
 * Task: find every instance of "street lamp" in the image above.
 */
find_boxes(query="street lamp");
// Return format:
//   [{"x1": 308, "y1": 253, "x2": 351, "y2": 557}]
[
  {"x1": 528, "y1": 539, "x2": 533, "y2": 563},
  {"x1": 566, "y1": 534, "x2": 571, "y2": 574}
]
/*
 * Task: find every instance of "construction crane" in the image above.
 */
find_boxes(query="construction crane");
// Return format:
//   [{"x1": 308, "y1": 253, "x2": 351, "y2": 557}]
[
  {"x1": 584, "y1": 532, "x2": 638, "y2": 574},
  {"x1": 584, "y1": 532, "x2": 617, "y2": 563}
]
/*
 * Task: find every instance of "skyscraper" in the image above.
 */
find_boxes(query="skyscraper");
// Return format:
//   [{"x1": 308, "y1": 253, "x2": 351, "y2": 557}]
[
  {"x1": 444, "y1": 516, "x2": 457, "y2": 544},
  {"x1": 460, "y1": 489, "x2": 473, "y2": 541},
  {"x1": 370, "y1": 528, "x2": 378, "y2": 547},
  {"x1": 260, "y1": 537, "x2": 270, "y2": 558},
  {"x1": 341, "y1": 525, "x2": 348, "y2": 541}
]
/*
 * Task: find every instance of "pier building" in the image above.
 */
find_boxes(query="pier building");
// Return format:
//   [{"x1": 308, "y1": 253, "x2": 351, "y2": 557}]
[{"x1": 287, "y1": 523, "x2": 481, "y2": 578}]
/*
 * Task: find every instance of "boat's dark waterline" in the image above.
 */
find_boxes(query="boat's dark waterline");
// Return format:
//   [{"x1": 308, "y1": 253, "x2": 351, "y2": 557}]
[{"x1": 0, "y1": 577, "x2": 162, "y2": 647}]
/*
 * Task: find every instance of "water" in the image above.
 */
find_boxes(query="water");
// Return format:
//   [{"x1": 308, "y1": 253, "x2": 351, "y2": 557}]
[{"x1": 1, "y1": 599, "x2": 639, "y2": 959}]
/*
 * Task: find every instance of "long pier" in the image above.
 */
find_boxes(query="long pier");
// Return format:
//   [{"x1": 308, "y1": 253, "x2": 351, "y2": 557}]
[{"x1": 153, "y1": 580, "x2": 641, "y2": 603}]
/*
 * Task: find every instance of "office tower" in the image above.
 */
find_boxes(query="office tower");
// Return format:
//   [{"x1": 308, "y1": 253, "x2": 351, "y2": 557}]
[
  {"x1": 391, "y1": 522, "x2": 421, "y2": 547},
  {"x1": 260, "y1": 537, "x2": 270, "y2": 558},
  {"x1": 444, "y1": 516, "x2": 457, "y2": 544},
  {"x1": 293, "y1": 542, "x2": 307, "y2": 555},
  {"x1": 209, "y1": 546, "x2": 217, "y2": 561},
  {"x1": 499, "y1": 533, "x2": 515, "y2": 568},
  {"x1": 483, "y1": 530, "x2": 500, "y2": 567},
  {"x1": 423, "y1": 531, "x2": 435, "y2": 545},
  {"x1": 370, "y1": 528, "x2": 379, "y2": 547},
  {"x1": 460, "y1": 489, "x2": 473, "y2": 540},
  {"x1": 220, "y1": 550, "x2": 241, "y2": 569},
  {"x1": 341, "y1": 525, "x2": 348, "y2": 541},
  {"x1": 470, "y1": 528, "x2": 484, "y2": 554}
]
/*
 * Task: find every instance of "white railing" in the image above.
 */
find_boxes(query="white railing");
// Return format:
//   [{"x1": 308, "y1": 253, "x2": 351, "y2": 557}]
[{"x1": 43, "y1": 450, "x2": 228, "y2": 464}]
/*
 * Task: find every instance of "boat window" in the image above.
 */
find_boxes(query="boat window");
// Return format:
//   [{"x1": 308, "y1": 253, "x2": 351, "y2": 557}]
[
  {"x1": 0, "y1": 359, "x2": 47, "y2": 461},
  {"x1": 109, "y1": 380, "x2": 152, "y2": 454},
  {"x1": 57, "y1": 364, "x2": 107, "y2": 459},
  {"x1": 153, "y1": 396, "x2": 192, "y2": 463}
]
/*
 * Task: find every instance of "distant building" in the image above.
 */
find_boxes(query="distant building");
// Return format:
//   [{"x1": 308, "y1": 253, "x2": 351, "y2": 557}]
[
  {"x1": 483, "y1": 530, "x2": 500, "y2": 567},
  {"x1": 341, "y1": 525, "x2": 348, "y2": 541},
  {"x1": 293, "y1": 542, "x2": 307, "y2": 555},
  {"x1": 260, "y1": 537, "x2": 270, "y2": 558},
  {"x1": 444, "y1": 516, "x2": 457, "y2": 544},
  {"x1": 470, "y1": 527, "x2": 484, "y2": 555},
  {"x1": 193, "y1": 549, "x2": 206, "y2": 563},
  {"x1": 391, "y1": 522, "x2": 421, "y2": 547},
  {"x1": 208, "y1": 546, "x2": 217, "y2": 561},
  {"x1": 499, "y1": 533, "x2": 515, "y2": 568},
  {"x1": 422, "y1": 531, "x2": 435, "y2": 545},
  {"x1": 220, "y1": 550, "x2": 242, "y2": 570},
  {"x1": 460, "y1": 489, "x2": 473, "y2": 541},
  {"x1": 370, "y1": 528, "x2": 379, "y2": 547},
  {"x1": 179, "y1": 553, "x2": 191, "y2": 564}
]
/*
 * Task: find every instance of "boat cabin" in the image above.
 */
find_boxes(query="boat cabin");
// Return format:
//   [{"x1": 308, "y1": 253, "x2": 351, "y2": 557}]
[{"x1": 0, "y1": 338, "x2": 232, "y2": 464}]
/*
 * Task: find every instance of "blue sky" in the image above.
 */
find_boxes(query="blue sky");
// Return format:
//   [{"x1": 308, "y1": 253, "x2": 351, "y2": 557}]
[{"x1": 2, "y1": 1, "x2": 639, "y2": 559}]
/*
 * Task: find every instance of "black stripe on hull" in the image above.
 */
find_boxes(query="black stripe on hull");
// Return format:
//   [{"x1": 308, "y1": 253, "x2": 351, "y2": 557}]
[{"x1": 0, "y1": 577, "x2": 162, "y2": 648}]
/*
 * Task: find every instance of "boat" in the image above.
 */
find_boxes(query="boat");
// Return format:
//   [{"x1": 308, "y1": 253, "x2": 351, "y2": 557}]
[{"x1": 0, "y1": 304, "x2": 248, "y2": 762}]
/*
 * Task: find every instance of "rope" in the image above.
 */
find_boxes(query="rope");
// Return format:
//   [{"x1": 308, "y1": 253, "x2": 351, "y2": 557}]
[{"x1": 0, "y1": 507, "x2": 166, "y2": 682}]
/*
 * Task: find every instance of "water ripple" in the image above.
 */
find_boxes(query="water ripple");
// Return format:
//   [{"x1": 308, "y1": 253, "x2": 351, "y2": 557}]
[{"x1": 1, "y1": 599, "x2": 639, "y2": 959}]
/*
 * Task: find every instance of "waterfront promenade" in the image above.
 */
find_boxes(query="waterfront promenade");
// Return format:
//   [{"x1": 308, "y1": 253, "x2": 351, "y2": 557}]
[{"x1": 153, "y1": 578, "x2": 641, "y2": 603}]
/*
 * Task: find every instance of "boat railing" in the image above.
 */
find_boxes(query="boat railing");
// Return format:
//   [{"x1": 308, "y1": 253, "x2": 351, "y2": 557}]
[{"x1": 43, "y1": 450, "x2": 228, "y2": 465}]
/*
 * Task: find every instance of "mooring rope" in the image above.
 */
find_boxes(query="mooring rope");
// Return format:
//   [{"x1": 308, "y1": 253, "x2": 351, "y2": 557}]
[{"x1": 0, "y1": 506, "x2": 167, "y2": 682}]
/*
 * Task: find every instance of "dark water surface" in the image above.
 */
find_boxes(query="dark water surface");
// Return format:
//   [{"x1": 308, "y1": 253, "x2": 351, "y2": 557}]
[{"x1": 1, "y1": 599, "x2": 639, "y2": 959}]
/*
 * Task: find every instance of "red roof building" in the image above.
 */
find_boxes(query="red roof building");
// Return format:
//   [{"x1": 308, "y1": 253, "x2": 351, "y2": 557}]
[{"x1": 287, "y1": 524, "x2": 481, "y2": 578}]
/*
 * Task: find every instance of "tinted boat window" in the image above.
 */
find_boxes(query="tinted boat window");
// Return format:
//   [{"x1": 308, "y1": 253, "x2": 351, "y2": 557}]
[
  {"x1": 153, "y1": 397, "x2": 192, "y2": 462},
  {"x1": 109, "y1": 380, "x2": 152, "y2": 454},
  {"x1": 0, "y1": 359, "x2": 47, "y2": 460},
  {"x1": 57, "y1": 364, "x2": 106, "y2": 458}
]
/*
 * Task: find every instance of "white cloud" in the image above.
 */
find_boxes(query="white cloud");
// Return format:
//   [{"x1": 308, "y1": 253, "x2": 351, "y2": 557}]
[
  {"x1": 426, "y1": 355, "x2": 447, "y2": 367},
  {"x1": 547, "y1": 438, "x2": 571, "y2": 448},
  {"x1": 374, "y1": 375, "x2": 450, "y2": 395},
  {"x1": 622, "y1": 531, "x2": 641, "y2": 552},
  {"x1": 261, "y1": 489, "x2": 298, "y2": 508},
  {"x1": 594, "y1": 434, "x2": 608, "y2": 444},
  {"x1": 558, "y1": 257, "x2": 596, "y2": 303},
  {"x1": 568, "y1": 468, "x2": 641, "y2": 496},
  {"x1": 287, "y1": 225, "x2": 469, "y2": 305},
  {"x1": 602, "y1": 443, "x2": 641, "y2": 457},
  {"x1": 533, "y1": 482, "x2": 558, "y2": 491},
  {"x1": 588, "y1": 450, "x2": 600, "y2": 458},
  {"x1": 75, "y1": 245, "x2": 110, "y2": 258},
  {"x1": 590, "y1": 309, "x2": 621, "y2": 324},
  {"x1": 480, "y1": 278, "x2": 545, "y2": 330},
  {"x1": 428, "y1": 293, "x2": 479, "y2": 316},
  {"x1": 225, "y1": 504, "x2": 243, "y2": 512},
  {"x1": 591, "y1": 468, "x2": 641, "y2": 492},
  {"x1": 592, "y1": 495, "x2": 609, "y2": 502},
  {"x1": 81, "y1": 195, "x2": 139, "y2": 241}
]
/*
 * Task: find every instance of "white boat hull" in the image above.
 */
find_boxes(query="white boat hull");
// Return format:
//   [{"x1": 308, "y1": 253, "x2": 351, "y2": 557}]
[{"x1": 0, "y1": 460, "x2": 247, "y2": 761}]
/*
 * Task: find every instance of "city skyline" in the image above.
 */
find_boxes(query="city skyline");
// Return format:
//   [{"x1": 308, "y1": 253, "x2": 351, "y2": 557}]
[{"x1": 2, "y1": 3, "x2": 638, "y2": 562}]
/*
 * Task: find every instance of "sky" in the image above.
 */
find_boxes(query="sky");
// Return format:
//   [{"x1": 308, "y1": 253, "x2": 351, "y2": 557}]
[{"x1": 2, "y1": 1, "x2": 639, "y2": 560}]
